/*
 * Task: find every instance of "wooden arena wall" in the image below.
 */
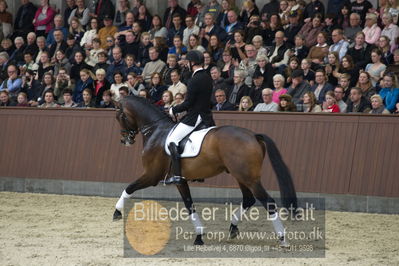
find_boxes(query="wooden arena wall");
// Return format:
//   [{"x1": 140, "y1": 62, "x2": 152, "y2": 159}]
[{"x1": 0, "y1": 108, "x2": 398, "y2": 198}]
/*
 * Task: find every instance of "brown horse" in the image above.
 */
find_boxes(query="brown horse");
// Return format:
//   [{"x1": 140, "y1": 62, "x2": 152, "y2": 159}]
[{"x1": 114, "y1": 95, "x2": 297, "y2": 246}]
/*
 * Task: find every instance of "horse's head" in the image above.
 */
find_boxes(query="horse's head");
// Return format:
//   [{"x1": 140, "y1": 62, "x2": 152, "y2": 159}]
[{"x1": 116, "y1": 107, "x2": 138, "y2": 146}]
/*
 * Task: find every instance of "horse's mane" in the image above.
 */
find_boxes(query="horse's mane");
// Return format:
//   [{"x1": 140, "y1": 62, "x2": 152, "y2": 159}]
[{"x1": 122, "y1": 95, "x2": 174, "y2": 124}]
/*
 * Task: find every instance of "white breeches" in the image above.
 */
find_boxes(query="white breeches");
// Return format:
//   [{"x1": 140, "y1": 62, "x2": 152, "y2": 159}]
[{"x1": 166, "y1": 115, "x2": 202, "y2": 146}]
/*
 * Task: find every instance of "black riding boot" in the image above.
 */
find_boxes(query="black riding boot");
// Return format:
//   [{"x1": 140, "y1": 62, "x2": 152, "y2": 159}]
[{"x1": 163, "y1": 143, "x2": 186, "y2": 185}]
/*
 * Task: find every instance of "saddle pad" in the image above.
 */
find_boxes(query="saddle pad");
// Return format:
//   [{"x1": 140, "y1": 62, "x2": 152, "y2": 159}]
[{"x1": 165, "y1": 127, "x2": 217, "y2": 158}]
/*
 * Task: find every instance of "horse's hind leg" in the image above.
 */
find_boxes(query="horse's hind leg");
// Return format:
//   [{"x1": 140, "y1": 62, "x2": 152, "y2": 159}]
[
  {"x1": 113, "y1": 174, "x2": 160, "y2": 220},
  {"x1": 229, "y1": 183, "x2": 256, "y2": 239},
  {"x1": 176, "y1": 182, "x2": 205, "y2": 245},
  {"x1": 249, "y1": 182, "x2": 289, "y2": 247}
]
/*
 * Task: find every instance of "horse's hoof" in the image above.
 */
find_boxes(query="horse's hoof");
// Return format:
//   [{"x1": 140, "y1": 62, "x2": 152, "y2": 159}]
[
  {"x1": 229, "y1": 224, "x2": 239, "y2": 239},
  {"x1": 113, "y1": 209, "x2": 122, "y2": 221},
  {"x1": 194, "y1": 234, "x2": 204, "y2": 245}
]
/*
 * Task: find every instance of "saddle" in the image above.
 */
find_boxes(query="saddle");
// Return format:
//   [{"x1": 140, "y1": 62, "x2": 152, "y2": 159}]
[{"x1": 164, "y1": 123, "x2": 217, "y2": 158}]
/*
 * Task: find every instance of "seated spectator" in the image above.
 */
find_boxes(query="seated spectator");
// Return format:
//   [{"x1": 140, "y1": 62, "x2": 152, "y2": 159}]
[
  {"x1": 142, "y1": 47, "x2": 166, "y2": 84},
  {"x1": 263, "y1": 14, "x2": 283, "y2": 47},
  {"x1": 347, "y1": 32, "x2": 373, "y2": 70},
  {"x1": 284, "y1": 10, "x2": 303, "y2": 46},
  {"x1": 70, "y1": 51, "x2": 91, "y2": 82},
  {"x1": 68, "y1": 17, "x2": 85, "y2": 44},
  {"x1": 324, "y1": 52, "x2": 339, "y2": 86},
  {"x1": 22, "y1": 52, "x2": 39, "y2": 74},
  {"x1": 188, "y1": 34, "x2": 206, "y2": 53},
  {"x1": 1, "y1": 38, "x2": 14, "y2": 58},
  {"x1": 322, "y1": 14, "x2": 339, "y2": 43},
  {"x1": 24, "y1": 32, "x2": 39, "y2": 59},
  {"x1": 119, "y1": 30, "x2": 139, "y2": 59},
  {"x1": 39, "y1": 90, "x2": 59, "y2": 108},
  {"x1": 210, "y1": 66, "x2": 227, "y2": 106},
  {"x1": 99, "y1": 89, "x2": 116, "y2": 108},
  {"x1": 302, "y1": 91, "x2": 322, "y2": 112},
  {"x1": 378, "y1": 35, "x2": 394, "y2": 65},
  {"x1": 226, "y1": 69, "x2": 250, "y2": 108},
  {"x1": 333, "y1": 85, "x2": 348, "y2": 113},
  {"x1": 167, "y1": 13, "x2": 185, "y2": 47},
  {"x1": 301, "y1": 58, "x2": 315, "y2": 86},
  {"x1": 298, "y1": 13, "x2": 324, "y2": 48},
  {"x1": 92, "y1": 0, "x2": 115, "y2": 26},
  {"x1": 203, "y1": 51, "x2": 216, "y2": 74},
  {"x1": 238, "y1": 96, "x2": 254, "y2": 111},
  {"x1": 248, "y1": 72, "x2": 263, "y2": 107},
  {"x1": 291, "y1": 34, "x2": 309, "y2": 63},
  {"x1": 311, "y1": 69, "x2": 334, "y2": 104},
  {"x1": 0, "y1": 90, "x2": 16, "y2": 106},
  {"x1": 65, "y1": 34, "x2": 83, "y2": 62},
  {"x1": 363, "y1": 13, "x2": 381, "y2": 45},
  {"x1": 163, "y1": 0, "x2": 187, "y2": 30},
  {"x1": 80, "y1": 18, "x2": 100, "y2": 49},
  {"x1": 98, "y1": 15, "x2": 118, "y2": 50},
  {"x1": 251, "y1": 35, "x2": 267, "y2": 57},
  {"x1": 0, "y1": 65, "x2": 22, "y2": 98},
  {"x1": 85, "y1": 38, "x2": 104, "y2": 67},
  {"x1": 225, "y1": 10, "x2": 243, "y2": 43},
  {"x1": 187, "y1": 0, "x2": 200, "y2": 17},
  {"x1": 217, "y1": 0, "x2": 232, "y2": 29},
  {"x1": 272, "y1": 74, "x2": 288, "y2": 104},
  {"x1": 322, "y1": 91, "x2": 340, "y2": 113},
  {"x1": 13, "y1": 0, "x2": 37, "y2": 39},
  {"x1": 366, "y1": 49, "x2": 387, "y2": 87},
  {"x1": 346, "y1": 87, "x2": 371, "y2": 113},
  {"x1": 16, "y1": 92, "x2": 29, "y2": 107},
  {"x1": 9, "y1": 37, "x2": 26, "y2": 66},
  {"x1": 153, "y1": 36, "x2": 169, "y2": 62},
  {"x1": 287, "y1": 69, "x2": 311, "y2": 105},
  {"x1": 113, "y1": 0, "x2": 130, "y2": 28},
  {"x1": 386, "y1": 49, "x2": 399, "y2": 77},
  {"x1": 118, "y1": 86, "x2": 129, "y2": 100},
  {"x1": 168, "y1": 69, "x2": 187, "y2": 97},
  {"x1": 252, "y1": 54, "x2": 273, "y2": 89},
  {"x1": 329, "y1": 28, "x2": 349, "y2": 61},
  {"x1": 61, "y1": 88, "x2": 77, "y2": 108},
  {"x1": 159, "y1": 90, "x2": 174, "y2": 113},
  {"x1": 21, "y1": 70, "x2": 41, "y2": 104},
  {"x1": 379, "y1": 72, "x2": 399, "y2": 113},
  {"x1": 117, "y1": 11, "x2": 135, "y2": 33},
  {"x1": 307, "y1": 32, "x2": 329, "y2": 66},
  {"x1": 68, "y1": 0, "x2": 90, "y2": 29},
  {"x1": 356, "y1": 71, "x2": 377, "y2": 102},
  {"x1": 106, "y1": 47, "x2": 126, "y2": 83},
  {"x1": 36, "y1": 51, "x2": 54, "y2": 80},
  {"x1": 237, "y1": 44, "x2": 257, "y2": 86},
  {"x1": 93, "y1": 68, "x2": 110, "y2": 106},
  {"x1": 34, "y1": 36, "x2": 49, "y2": 64},
  {"x1": 253, "y1": 88, "x2": 278, "y2": 112},
  {"x1": 303, "y1": 0, "x2": 325, "y2": 20},
  {"x1": 369, "y1": 94, "x2": 391, "y2": 114},
  {"x1": 126, "y1": 72, "x2": 145, "y2": 96},
  {"x1": 110, "y1": 71, "x2": 127, "y2": 102},
  {"x1": 147, "y1": 72, "x2": 167, "y2": 103},
  {"x1": 284, "y1": 57, "x2": 300, "y2": 86},
  {"x1": 200, "y1": 13, "x2": 227, "y2": 48},
  {"x1": 93, "y1": 52, "x2": 109, "y2": 74},
  {"x1": 137, "y1": 33, "x2": 153, "y2": 68},
  {"x1": 168, "y1": 35, "x2": 187, "y2": 60},
  {"x1": 63, "y1": 0, "x2": 76, "y2": 29},
  {"x1": 54, "y1": 68, "x2": 73, "y2": 104},
  {"x1": 218, "y1": 49, "x2": 235, "y2": 83},
  {"x1": 344, "y1": 13, "x2": 362, "y2": 42},
  {"x1": 336, "y1": 55, "x2": 359, "y2": 88},
  {"x1": 212, "y1": 89, "x2": 236, "y2": 111},
  {"x1": 240, "y1": 0, "x2": 258, "y2": 26},
  {"x1": 381, "y1": 13, "x2": 399, "y2": 52},
  {"x1": 149, "y1": 15, "x2": 168, "y2": 40},
  {"x1": 268, "y1": 31, "x2": 291, "y2": 72},
  {"x1": 162, "y1": 54, "x2": 179, "y2": 86},
  {"x1": 76, "y1": 88, "x2": 95, "y2": 108},
  {"x1": 33, "y1": 0, "x2": 56, "y2": 37},
  {"x1": 53, "y1": 50, "x2": 71, "y2": 78},
  {"x1": 278, "y1": 93, "x2": 296, "y2": 112},
  {"x1": 338, "y1": 73, "x2": 352, "y2": 103},
  {"x1": 48, "y1": 30, "x2": 68, "y2": 61},
  {"x1": 207, "y1": 35, "x2": 224, "y2": 64},
  {"x1": 183, "y1": 15, "x2": 199, "y2": 46},
  {"x1": 73, "y1": 69, "x2": 94, "y2": 104}
]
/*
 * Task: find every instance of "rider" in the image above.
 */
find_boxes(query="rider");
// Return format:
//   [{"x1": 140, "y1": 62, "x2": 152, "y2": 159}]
[{"x1": 164, "y1": 50, "x2": 215, "y2": 185}]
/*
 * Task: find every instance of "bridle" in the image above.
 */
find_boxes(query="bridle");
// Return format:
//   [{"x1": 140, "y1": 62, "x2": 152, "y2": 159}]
[{"x1": 118, "y1": 109, "x2": 169, "y2": 145}]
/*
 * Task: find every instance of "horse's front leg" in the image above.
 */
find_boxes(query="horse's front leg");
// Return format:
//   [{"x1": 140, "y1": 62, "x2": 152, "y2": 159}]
[
  {"x1": 113, "y1": 173, "x2": 161, "y2": 220},
  {"x1": 176, "y1": 182, "x2": 205, "y2": 245}
]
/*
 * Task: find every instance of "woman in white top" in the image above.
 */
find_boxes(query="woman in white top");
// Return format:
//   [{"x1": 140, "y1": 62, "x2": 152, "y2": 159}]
[
  {"x1": 80, "y1": 18, "x2": 99, "y2": 49},
  {"x1": 187, "y1": 34, "x2": 206, "y2": 53},
  {"x1": 110, "y1": 71, "x2": 128, "y2": 102},
  {"x1": 365, "y1": 49, "x2": 387, "y2": 87},
  {"x1": 149, "y1": 15, "x2": 168, "y2": 40},
  {"x1": 363, "y1": 13, "x2": 381, "y2": 45}
]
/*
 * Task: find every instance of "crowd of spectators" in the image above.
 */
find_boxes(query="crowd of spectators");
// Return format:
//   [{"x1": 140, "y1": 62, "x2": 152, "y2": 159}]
[{"x1": 1, "y1": 0, "x2": 399, "y2": 115}]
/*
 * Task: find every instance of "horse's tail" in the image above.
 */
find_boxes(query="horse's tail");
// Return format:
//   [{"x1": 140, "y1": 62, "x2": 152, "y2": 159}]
[{"x1": 255, "y1": 134, "x2": 297, "y2": 209}]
